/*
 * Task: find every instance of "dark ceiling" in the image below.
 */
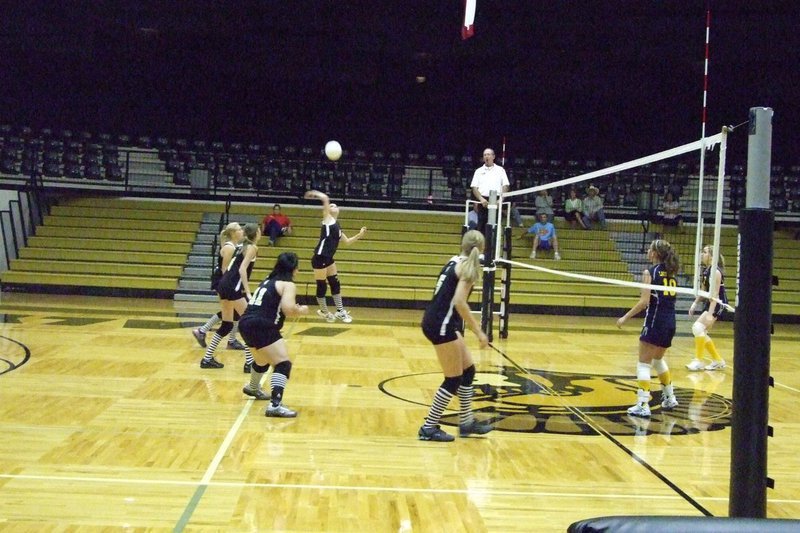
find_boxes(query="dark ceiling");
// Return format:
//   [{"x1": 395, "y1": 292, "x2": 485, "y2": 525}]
[{"x1": 1, "y1": 1, "x2": 798, "y2": 164}]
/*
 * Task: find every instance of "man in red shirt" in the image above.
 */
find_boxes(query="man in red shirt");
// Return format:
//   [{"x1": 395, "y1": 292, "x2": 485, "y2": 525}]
[{"x1": 261, "y1": 204, "x2": 293, "y2": 246}]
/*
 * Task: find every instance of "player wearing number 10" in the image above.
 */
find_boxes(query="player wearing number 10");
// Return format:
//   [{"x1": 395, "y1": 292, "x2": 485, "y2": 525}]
[{"x1": 616, "y1": 239, "x2": 680, "y2": 418}]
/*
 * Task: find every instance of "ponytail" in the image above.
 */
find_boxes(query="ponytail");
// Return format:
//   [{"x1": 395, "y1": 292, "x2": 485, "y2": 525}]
[
  {"x1": 240, "y1": 223, "x2": 260, "y2": 256},
  {"x1": 703, "y1": 244, "x2": 726, "y2": 271},
  {"x1": 220, "y1": 222, "x2": 241, "y2": 244},
  {"x1": 457, "y1": 230, "x2": 485, "y2": 284},
  {"x1": 651, "y1": 239, "x2": 680, "y2": 276}
]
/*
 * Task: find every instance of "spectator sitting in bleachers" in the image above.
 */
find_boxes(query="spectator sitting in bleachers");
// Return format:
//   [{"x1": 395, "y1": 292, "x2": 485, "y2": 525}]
[
  {"x1": 534, "y1": 189, "x2": 554, "y2": 223},
  {"x1": 659, "y1": 192, "x2": 683, "y2": 230},
  {"x1": 582, "y1": 185, "x2": 607, "y2": 229},
  {"x1": 525, "y1": 212, "x2": 561, "y2": 260},
  {"x1": 261, "y1": 203, "x2": 293, "y2": 246},
  {"x1": 564, "y1": 188, "x2": 588, "y2": 229}
]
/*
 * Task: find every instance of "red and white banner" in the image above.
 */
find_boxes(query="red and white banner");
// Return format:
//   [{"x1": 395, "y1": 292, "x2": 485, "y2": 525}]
[{"x1": 462, "y1": 0, "x2": 476, "y2": 39}]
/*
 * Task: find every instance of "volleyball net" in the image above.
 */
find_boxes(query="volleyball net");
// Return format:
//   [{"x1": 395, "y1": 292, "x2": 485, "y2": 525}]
[{"x1": 472, "y1": 128, "x2": 735, "y2": 338}]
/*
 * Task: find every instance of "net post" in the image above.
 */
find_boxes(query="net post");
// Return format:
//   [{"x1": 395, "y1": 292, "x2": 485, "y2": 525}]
[
  {"x1": 498, "y1": 225, "x2": 512, "y2": 339},
  {"x1": 729, "y1": 106, "x2": 773, "y2": 519},
  {"x1": 481, "y1": 190, "x2": 498, "y2": 341}
]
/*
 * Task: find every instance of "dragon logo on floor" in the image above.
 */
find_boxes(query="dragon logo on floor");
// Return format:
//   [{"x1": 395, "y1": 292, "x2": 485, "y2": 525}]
[
  {"x1": 379, "y1": 365, "x2": 731, "y2": 437},
  {"x1": 0, "y1": 335, "x2": 30, "y2": 376}
]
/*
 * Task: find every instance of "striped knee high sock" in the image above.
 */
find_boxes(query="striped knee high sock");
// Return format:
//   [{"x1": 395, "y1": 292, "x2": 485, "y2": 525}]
[
  {"x1": 202, "y1": 333, "x2": 224, "y2": 362},
  {"x1": 423, "y1": 388, "x2": 454, "y2": 429},
  {"x1": 229, "y1": 321, "x2": 240, "y2": 343},
  {"x1": 200, "y1": 313, "x2": 221, "y2": 334},
  {"x1": 332, "y1": 294, "x2": 344, "y2": 313},
  {"x1": 316, "y1": 297, "x2": 330, "y2": 314},
  {"x1": 270, "y1": 372, "x2": 288, "y2": 407},
  {"x1": 457, "y1": 385, "x2": 475, "y2": 426},
  {"x1": 243, "y1": 345, "x2": 254, "y2": 366},
  {"x1": 249, "y1": 362, "x2": 269, "y2": 390}
]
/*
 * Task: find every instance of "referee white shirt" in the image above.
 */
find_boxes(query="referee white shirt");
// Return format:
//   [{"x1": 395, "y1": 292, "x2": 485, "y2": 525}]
[{"x1": 470, "y1": 148, "x2": 510, "y2": 206}]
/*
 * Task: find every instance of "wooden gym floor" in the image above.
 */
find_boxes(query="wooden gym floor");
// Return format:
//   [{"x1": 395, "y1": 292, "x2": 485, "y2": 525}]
[{"x1": 1, "y1": 292, "x2": 799, "y2": 532}]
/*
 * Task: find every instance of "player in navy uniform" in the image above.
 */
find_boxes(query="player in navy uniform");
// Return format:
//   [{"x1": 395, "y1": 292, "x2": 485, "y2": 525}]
[
  {"x1": 238, "y1": 252, "x2": 309, "y2": 417},
  {"x1": 192, "y1": 222, "x2": 247, "y2": 352},
  {"x1": 200, "y1": 223, "x2": 261, "y2": 372},
  {"x1": 304, "y1": 190, "x2": 367, "y2": 324},
  {"x1": 616, "y1": 239, "x2": 680, "y2": 417},
  {"x1": 686, "y1": 245, "x2": 729, "y2": 371},
  {"x1": 418, "y1": 230, "x2": 493, "y2": 442}
]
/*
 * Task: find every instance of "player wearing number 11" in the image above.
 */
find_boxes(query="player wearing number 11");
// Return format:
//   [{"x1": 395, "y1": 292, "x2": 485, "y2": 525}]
[
  {"x1": 616, "y1": 239, "x2": 680, "y2": 418},
  {"x1": 238, "y1": 252, "x2": 309, "y2": 418}
]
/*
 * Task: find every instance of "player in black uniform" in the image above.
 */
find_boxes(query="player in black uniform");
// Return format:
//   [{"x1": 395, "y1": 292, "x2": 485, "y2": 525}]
[
  {"x1": 192, "y1": 222, "x2": 247, "y2": 352},
  {"x1": 238, "y1": 252, "x2": 309, "y2": 417},
  {"x1": 304, "y1": 190, "x2": 367, "y2": 324},
  {"x1": 200, "y1": 223, "x2": 260, "y2": 372},
  {"x1": 687, "y1": 245, "x2": 728, "y2": 371},
  {"x1": 616, "y1": 239, "x2": 680, "y2": 417},
  {"x1": 418, "y1": 230, "x2": 493, "y2": 442}
]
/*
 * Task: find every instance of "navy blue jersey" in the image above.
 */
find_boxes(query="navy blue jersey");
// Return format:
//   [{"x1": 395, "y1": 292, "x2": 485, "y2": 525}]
[
  {"x1": 243, "y1": 278, "x2": 285, "y2": 330},
  {"x1": 422, "y1": 256, "x2": 465, "y2": 335},
  {"x1": 702, "y1": 265, "x2": 728, "y2": 306},
  {"x1": 314, "y1": 220, "x2": 341, "y2": 257},
  {"x1": 641, "y1": 263, "x2": 677, "y2": 341}
]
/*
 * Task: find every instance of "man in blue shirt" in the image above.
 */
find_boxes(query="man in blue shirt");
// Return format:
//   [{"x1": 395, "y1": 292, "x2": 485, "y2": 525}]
[{"x1": 527, "y1": 212, "x2": 561, "y2": 260}]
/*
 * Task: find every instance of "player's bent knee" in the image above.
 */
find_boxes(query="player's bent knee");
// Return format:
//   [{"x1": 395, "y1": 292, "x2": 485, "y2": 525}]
[
  {"x1": 217, "y1": 321, "x2": 233, "y2": 337},
  {"x1": 274, "y1": 360, "x2": 292, "y2": 379},
  {"x1": 461, "y1": 365, "x2": 476, "y2": 386},
  {"x1": 315, "y1": 280, "x2": 327, "y2": 298},
  {"x1": 691, "y1": 321, "x2": 706, "y2": 337},
  {"x1": 327, "y1": 274, "x2": 341, "y2": 294},
  {"x1": 442, "y1": 375, "x2": 461, "y2": 394}
]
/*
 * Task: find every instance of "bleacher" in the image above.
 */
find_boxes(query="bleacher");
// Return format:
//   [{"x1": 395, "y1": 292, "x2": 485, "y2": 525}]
[
  {"x1": 1, "y1": 124, "x2": 799, "y2": 319},
  {"x1": 2, "y1": 196, "x2": 798, "y2": 321},
  {"x1": 3, "y1": 125, "x2": 800, "y2": 217}
]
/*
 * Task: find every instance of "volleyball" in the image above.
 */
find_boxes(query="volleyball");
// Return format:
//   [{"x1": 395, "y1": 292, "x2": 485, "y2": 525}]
[{"x1": 325, "y1": 140, "x2": 342, "y2": 161}]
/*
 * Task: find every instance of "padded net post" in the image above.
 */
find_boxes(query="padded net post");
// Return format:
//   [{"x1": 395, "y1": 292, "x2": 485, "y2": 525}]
[
  {"x1": 480, "y1": 190, "x2": 498, "y2": 341},
  {"x1": 730, "y1": 107, "x2": 774, "y2": 519}
]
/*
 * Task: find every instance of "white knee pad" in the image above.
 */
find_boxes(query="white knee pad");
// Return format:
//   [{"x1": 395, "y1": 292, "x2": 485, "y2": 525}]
[
  {"x1": 636, "y1": 362, "x2": 652, "y2": 381},
  {"x1": 652, "y1": 358, "x2": 668, "y2": 375},
  {"x1": 692, "y1": 321, "x2": 707, "y2": 338}
]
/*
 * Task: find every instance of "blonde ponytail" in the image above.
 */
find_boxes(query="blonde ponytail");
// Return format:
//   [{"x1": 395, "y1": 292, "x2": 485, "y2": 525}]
[{"x1": 457, "y1": 230, "x2": 485, "y2": 284}]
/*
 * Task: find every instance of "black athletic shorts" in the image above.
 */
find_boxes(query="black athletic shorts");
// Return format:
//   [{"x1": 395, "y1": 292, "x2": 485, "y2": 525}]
[
  {"x1": 422, "y1": 322, "x2": 460, "y2": 345},
  {"x1": 238, "y1": 316, "x2": 282, "y2": 349},
  {"x1": 311, "y1": 254, "x2": 335, "y2": 270}
]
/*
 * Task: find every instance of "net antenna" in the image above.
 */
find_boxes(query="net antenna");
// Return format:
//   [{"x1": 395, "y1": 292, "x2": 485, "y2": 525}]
[{"x1": 693, "y1": 8, "x2": 714, "y2": 298}]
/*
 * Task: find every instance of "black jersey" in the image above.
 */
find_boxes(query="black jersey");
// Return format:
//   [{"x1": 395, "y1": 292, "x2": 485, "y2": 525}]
[
  {"x1": 422, "y1": 256, "x2": 465, "y2": 335},
  {"x1": 217, "y1": 245, "x2": 256, "y2": 298},
  {"x1": 643, "y1": 263, "x2": 677, "y2": 330},
  {"x1": 243, "y1": 278, "x2": 285, "y2": 329},
  {"x1": 314, "y1": 220, "x2": 341, "y2": 257},
  {"x1": 701, "y1": 265, "x2": 728, "y2": 306},
  {"x1": 218, "y1": 241, "x2": 239, "y2": 271}
]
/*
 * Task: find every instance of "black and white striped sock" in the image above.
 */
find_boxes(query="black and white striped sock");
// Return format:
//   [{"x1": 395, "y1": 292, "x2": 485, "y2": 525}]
[
  {"x1": 457, "y1": 385, "x2": 474, "y2": 426},
  {"x1": 202, "y1": 333, "x2": 223, "y2": 362},
  {"x1": 423, "y1": 388, "x2": 454, "y2": 428},
  {"x1": 200, "y1": 313, "x2": 221, "y2": 334}
]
